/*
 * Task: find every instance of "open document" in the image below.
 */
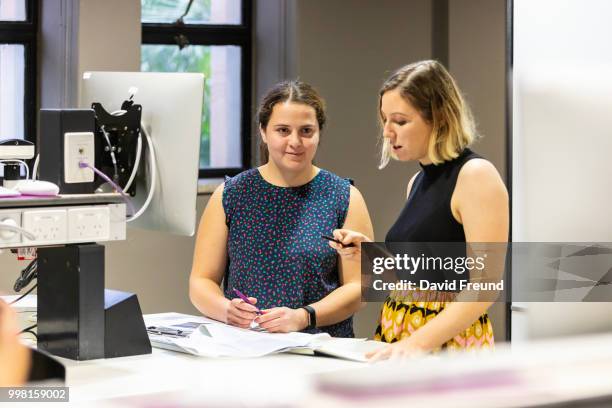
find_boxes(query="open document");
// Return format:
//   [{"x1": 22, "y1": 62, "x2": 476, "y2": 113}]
[{"x1": 144, "y1": 313, "x2": 385, "y2": 362}]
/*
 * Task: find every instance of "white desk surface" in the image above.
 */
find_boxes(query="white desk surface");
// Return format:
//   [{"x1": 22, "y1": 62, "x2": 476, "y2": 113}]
[
  {"x1": 58, "y1": 348, "x2": 359, "y2": 406},
  {"x1": 53, "y1": 332, "x2": 612, "y2": 408},
  {"x1": 8, "y1": 306, "x2": 612, "y2": 406}
]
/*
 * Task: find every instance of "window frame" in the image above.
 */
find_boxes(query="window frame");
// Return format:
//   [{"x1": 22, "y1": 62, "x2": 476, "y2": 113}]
[
  {"x1": 141, "y1": 1, "x2": 252, "y2": 179},
  {"x1": 0, "y1": 0, "x2": 38, "y2": 145}
]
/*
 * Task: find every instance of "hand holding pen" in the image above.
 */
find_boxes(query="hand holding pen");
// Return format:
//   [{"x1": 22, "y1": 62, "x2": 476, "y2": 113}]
[
  {"x1": 324, "y1": 229, "x2": 371, "y2": 259},
  {"x1": 226, "y1": 288, "x2": 261, "y2": 329}
]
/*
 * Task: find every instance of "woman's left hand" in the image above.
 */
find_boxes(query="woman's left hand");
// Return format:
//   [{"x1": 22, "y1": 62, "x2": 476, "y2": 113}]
[
  {"x1": 365, "y1": 337, "x2": 428, "y2": 362},
  {"x1": 255, "y1": 307, "x2": 309, "y2": 333}
]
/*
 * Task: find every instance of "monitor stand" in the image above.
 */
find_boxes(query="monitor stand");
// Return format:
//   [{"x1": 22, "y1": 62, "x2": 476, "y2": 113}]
[{"x1": 36, "y1": 244, "x2": 151, "y2": 360}]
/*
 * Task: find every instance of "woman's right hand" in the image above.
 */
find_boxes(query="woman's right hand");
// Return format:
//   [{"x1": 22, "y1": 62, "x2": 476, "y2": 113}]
[
  {"x1": 225, "y1": 297, "x2": 260, "y2": 329},
  {"x1": 328, "y1": 228, "x2": 372, "y2": 259},
  {"x1": 0, "y1": 300, "x2": 31, "y2": 386}
]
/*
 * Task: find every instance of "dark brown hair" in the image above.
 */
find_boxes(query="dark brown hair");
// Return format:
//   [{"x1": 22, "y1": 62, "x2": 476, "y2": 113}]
[{"x1": 257, "y1": 80, "x2": 326, "y2": 162}]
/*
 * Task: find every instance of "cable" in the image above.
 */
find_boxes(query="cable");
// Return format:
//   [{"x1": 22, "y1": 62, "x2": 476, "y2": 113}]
[
  {"x1": 176, "y1": 0, "x2": 195, "y2": 23},
  {"x1": 123, "y1": 133, "x2": 142, "y2": 192},
  {"x1": 101, "y1": 109, "x2": 156, "y2": 223},
  {"x1": 78, "y1": 161, "x2": 136, "y2": 218},
  {"x1": 126, "y1": 123, "x2": 156, "y2": 223},
  {"x1": 21, "y1": 330, "x2": 37, "y2": 340},
  {"x1": 0, "y1": 222, "x2": 36, "y2": 241},
  {"x1": 20, "y1": 324, "x2": 37, "y2": 339},
  {"x1": 31, "y1": 154, "x2": 39, "y2": 180},
  {"x1": 107, "y1": 109, "x2": 142, "y2": 192},
  {"x1": 0, "y1": 159, "x2": 30, "y2": 180},
  {"x1": 100, "y1": 125, "x2": 119, "y2": 181},
  {"x1": 14, "y1": 259, "x2": 37, "y2": 292},
  {"x1": 21, "y1": 324, "x2": 37, "y2": 332},
  {"x1": 9, "y1": 284, "x2": 37, "y2": 305}
]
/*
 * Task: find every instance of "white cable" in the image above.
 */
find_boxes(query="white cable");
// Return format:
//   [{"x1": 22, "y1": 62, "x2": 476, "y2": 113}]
[
  {"x1": 107, "y1": 109, "x2": 155, "y2": 222},
  {"x1": 100, "y1": 125, "x2": 119, "y2": 179},
  {"x1": 127, "y1": 122, "x2": 156, "y2": 223},
  {"x1": 108, "y1": 109, "x2": 142, "y2": 191},
  {"x1": 123, "y1": 133, "x2": 142, "y2": 191},
  {"x1": 0, "y1": 159, "x2": 29, "y2": 180},
  {"x1": 0, "y1": 222, "x2": 36, "y2": 241},
  {"x1": 31, "y1": 154, "x2": 39, "y2": 180}
]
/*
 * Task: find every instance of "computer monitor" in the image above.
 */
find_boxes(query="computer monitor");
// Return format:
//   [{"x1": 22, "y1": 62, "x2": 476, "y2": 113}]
[
  {"x1": 80, "y1": 72, "x2": 204, "y2": 236},
  {"x1": 513, "y1": 65, "x2": 612, "y2": 340}
]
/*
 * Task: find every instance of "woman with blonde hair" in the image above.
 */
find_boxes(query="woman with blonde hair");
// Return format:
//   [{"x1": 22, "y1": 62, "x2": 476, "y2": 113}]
[{"x1": 330, "y1": 60, "x2": 508, "y2": 359}]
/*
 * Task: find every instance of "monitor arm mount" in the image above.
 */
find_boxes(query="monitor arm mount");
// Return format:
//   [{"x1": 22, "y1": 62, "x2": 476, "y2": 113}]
[{"x1": 91, "y1": 101, "x2": 141, "y2": 196}]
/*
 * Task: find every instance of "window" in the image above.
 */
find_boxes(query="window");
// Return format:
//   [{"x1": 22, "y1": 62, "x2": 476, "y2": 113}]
[
  {"x1": 141, "y1": 0, "x2": 252, "y2": 178},
  {"x1": 0, "y1": 0, "x2": 37, "y2": 145}
]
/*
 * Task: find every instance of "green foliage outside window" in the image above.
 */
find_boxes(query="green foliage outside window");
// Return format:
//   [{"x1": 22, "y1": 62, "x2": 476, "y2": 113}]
[
  {"x1": 141, "y1": 46, "x2": 211, "y2": 168},
  {"x1": 141, "y1": 0, "x2": 211, "y2": 24},
  {"x1": 141, "y1": 0, "x2": 212, "y2": 168}
]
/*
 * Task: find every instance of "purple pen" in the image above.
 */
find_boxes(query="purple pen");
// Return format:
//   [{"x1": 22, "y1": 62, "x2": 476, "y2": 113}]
[{"x1": 232, "y1": 287, "x2": 262, "y2": 315}]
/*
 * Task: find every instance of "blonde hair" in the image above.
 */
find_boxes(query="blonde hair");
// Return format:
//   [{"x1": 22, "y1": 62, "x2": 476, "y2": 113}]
[{"x1": 378, "y1": 60, "x2": 478, "y2": 169}]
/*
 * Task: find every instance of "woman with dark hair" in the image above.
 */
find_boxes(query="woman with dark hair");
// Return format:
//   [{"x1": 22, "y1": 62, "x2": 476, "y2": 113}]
[
  {"x1": 190, "y1": 81, "x2": 373, "y2": 337},
  {"x1": 330, "y1": 60, "x2": 509, "y2": 358}
]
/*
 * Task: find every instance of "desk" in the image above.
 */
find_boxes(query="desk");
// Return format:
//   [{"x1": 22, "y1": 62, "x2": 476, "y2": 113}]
[
  {"x1": 49, "y1": 333, "x2": 612, "y2": 407},
  {"x1": 3, "y1": 302, "x2": 364, "y2": 406},
  {"x1": 310, "y1": 333, "x2": 612, "y2": 408},
  {"x1": 58, "y1": 348, "x2": 360, "y2": 406},
  {"x1": 7, "y1": 300, "x2": 612, "y2": 406}
]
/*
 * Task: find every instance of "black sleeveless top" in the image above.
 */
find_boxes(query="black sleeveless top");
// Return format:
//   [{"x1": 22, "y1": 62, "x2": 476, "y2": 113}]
[{"x1": 386, "y1": 148, "x2": 481, "y2": 243}]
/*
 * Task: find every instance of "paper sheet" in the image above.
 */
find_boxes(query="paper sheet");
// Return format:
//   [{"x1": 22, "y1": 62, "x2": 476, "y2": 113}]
[
  {"x1": 144, "y1": 313, "x2": 376, "y2": 360},
  {"x1": 173, "y1": 323, "x2": 330, "y2": 358}
]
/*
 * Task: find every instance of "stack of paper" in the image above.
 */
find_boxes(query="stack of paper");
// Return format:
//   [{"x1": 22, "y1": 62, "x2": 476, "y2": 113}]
[
  {"x1": 174, "y1": 323, "x2": 328, "y2": 358},
  {"x1": 144, "y1": 313, "x2": 385, "y2": 361}
]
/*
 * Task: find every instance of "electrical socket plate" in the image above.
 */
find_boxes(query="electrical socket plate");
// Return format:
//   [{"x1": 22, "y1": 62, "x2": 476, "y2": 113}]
[
  {"x1": 64, "y1": 132, "x2": 95, "y2": 183},
  {"x1": 22, "y1": 209, "x2": 68, "y2": 245},
  {"x1": 0, "y1": 205, "x2": 126, "y2": 249},
  {"x1": 67, "y1": 207, "x2": 110, "y2": 241}
]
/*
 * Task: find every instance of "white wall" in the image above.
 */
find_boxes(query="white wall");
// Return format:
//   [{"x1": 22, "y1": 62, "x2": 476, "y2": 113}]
[
  {"x1": 449, "y1": 0, "x2": 506, "y2": 179},
  {"x1": 75, "y1": 0, "x2": 142, "y2": 105}
]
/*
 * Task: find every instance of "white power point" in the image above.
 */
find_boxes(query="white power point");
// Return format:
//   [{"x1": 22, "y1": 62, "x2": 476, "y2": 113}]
[
  {"x1": 64, "y1": 132, "x2": 95, "y2": 183},
  {"x1": 68, "y1": 207, "x2": 110, "y2": 241},
  {"x1": 22, "y1": 209, "x2": 68, "y2": 245},
  {"x1": 0, "y1": 205, "x2": 125, "y2": 249}
]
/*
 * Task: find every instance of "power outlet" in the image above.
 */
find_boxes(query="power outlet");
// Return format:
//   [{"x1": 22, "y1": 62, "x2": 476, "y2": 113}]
[
  {"x1": 68, "y1": 207, "x2": 110, "y2": 242},
  {"x1": 0, "y1": 211, "x2": 22, "y2": 245},
  {"x1": 64, "y1": 132, "x2": 95, "y2": 183},
  {"x1": 22, "y1": 209, "x2": 68, "y2": 245}
]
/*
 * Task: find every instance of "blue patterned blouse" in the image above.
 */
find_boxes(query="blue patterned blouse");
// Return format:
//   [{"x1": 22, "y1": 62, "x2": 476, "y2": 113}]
[{"x1": 222, "y1": 168, "x2": 353, "y2": 337}]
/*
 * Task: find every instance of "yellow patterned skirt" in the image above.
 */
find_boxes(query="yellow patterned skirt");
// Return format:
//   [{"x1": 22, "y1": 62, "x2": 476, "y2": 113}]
[{"x1": 374, "y1": 291, "x2": 495, "y2": 352}]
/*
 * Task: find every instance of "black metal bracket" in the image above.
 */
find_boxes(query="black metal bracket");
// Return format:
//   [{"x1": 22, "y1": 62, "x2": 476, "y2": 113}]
[{"x1": 91, "y1": 102, "x2": 142, "y2": 196}]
